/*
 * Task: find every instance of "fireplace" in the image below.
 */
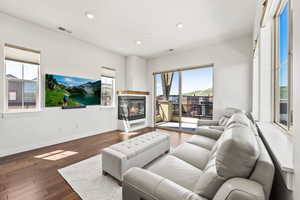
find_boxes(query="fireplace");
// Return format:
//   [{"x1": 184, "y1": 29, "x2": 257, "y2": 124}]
[{"x1": 118, "y1": 96, "x2": 146, "y2": 121}]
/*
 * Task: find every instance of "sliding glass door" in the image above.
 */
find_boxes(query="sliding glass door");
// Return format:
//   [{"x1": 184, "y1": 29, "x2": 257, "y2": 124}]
[
  {"x1": 154, "y1": 66, "x2": 213, "y2": 132},
  {"x1": 181, "y1": 67, "x2": 213, "y2": 131},
  {"x1": 154, "y1": 71, "x2": 181, "y2": 130}
]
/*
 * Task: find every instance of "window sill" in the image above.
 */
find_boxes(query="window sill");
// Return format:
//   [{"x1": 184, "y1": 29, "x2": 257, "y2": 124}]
[
  {"x1": 256, "y1": 122, "x2": 294, "y2": 190},
  {"x1": 99, "y1": 106, "x2": 115, "y2": 109},
  {"x1": 41, "y1": 105, "x2": 115, "y2": 111},
  {"x1": 1, "y1": 105, "x2": 116, "y2": 118},
  {"x1": 1, "y1": 109, "x2": 43, "y2": 118}
]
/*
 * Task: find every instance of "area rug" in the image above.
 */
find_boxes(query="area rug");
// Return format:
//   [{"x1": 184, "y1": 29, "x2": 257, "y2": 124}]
[
  {"x1": 58, "y1": 155, "x2": 122, "y2": 200},
  {"x1": 58, "y1": 152, "x2": 169, "y2": 200}
]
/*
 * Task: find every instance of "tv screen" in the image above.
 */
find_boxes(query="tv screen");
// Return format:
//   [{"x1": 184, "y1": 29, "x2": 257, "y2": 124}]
[{"x1": 45, "y1": 74, "x2": 101, "y2": 107}]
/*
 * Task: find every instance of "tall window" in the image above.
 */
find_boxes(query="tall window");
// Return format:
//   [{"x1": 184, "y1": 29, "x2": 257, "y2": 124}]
[
  {"x1": 4, "y1": 45, "x2": 41, "y2": 112},
  {"x1": 101, "y1": 76, "x2": 115, "y2": 106},
  {"x1": 274, "y1": 1, "x2": 292, "y2": 128}
]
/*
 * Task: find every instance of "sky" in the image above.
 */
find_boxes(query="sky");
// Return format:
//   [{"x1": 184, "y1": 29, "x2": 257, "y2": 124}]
[
  {"x1": 155, "y1": 67, "x2": 213, "y2": 95},
  {"x1": 279, "y1": 2, "x2": 289, "y2": 87},
  {"x1": 53, "y1": 74, "x2": 97, "y2": 87},
  {"x1": 5, "y1": 60, "x2": 38, "y2": 80}
]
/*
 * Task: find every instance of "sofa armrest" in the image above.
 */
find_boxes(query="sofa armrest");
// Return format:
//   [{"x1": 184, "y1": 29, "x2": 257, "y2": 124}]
[
  {"x1": 213, "y1": 178, "x2": 265, "y2": 200},
  {"x1": 123, "y1": 167, "x2": 207, "y2": 200},
  {"x1": 195, "y1": 127, "x2": 223, "y2": 140},
  {"x1": 197, "y1": 120, "x2": 219, "y2": 126}
]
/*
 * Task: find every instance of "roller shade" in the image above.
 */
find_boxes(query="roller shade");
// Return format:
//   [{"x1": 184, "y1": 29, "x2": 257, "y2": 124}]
[
  {"x1": 5, "y1": 44, "x2": 40, "y2": 64},
  {"x1": 101, "y1": 66, "x2": 116, "y2": 78}
]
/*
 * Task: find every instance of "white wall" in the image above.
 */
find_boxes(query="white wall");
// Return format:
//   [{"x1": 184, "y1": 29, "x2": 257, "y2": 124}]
[
  {"x1": 252, "y1": 43, "x2": 260, "y2": 120},
  {"x1": 0, "y1": 13, "x2": 126, "y2": 157},
  {"x1": 293, "y1": 0, "x2": 300, "y2": 199},
  {"x1": 147, "y1": 35, "x2": 252, "y2": 125},
  {"x1": 258, "y1": 22, "x2": 273, "y2": 122},
  {"x1": 125, "y1": 56, "x2": 147, "y2": 91}
]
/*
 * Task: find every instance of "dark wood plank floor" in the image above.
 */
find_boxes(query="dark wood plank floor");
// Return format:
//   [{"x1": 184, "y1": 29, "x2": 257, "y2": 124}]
[{"x1": 0, "y1": 128, "x2": 192, "y2": 200}]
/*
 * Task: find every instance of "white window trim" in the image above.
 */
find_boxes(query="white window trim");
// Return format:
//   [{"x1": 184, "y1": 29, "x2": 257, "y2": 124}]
[
  {"x1": 100, "y1": 75, "x2": 115, "y2": 108},
  {"x1": 3, "y1": 59, "x2": 41, "y2": 114}
]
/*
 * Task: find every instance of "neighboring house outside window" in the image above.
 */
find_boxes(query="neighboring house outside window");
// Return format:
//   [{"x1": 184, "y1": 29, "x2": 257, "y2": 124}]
[{"x1": 4, "y1": 44, "x2": 41, "y2": 112}]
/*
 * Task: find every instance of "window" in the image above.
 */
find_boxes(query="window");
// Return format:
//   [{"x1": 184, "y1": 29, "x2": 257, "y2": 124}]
[
  {"x1": 274, "y1": 1, "x2": 292, "y2": 129},
  {"x1": 4, "y1": 44, "x2": 41, "y2": 112},
  {"x1": 101, "y1": 76, "x2": 115, "y2": 106}
]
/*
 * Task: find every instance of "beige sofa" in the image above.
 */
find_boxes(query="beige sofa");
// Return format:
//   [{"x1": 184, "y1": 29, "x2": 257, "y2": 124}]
[{"x1": 123, "y1": 113, "x2": 274, "y2": 200}]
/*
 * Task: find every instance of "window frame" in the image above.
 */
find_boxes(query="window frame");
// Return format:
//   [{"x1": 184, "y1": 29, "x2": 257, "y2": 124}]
[
  {"x1": 100, "y1": 75, "x2": 115, "y2": 108},
  {"x1": 273, "y1": 0, "x2": 293, "y2": 130},
  {"x1": 4, "y1": 58, "x2": 41, "y2": 113}
]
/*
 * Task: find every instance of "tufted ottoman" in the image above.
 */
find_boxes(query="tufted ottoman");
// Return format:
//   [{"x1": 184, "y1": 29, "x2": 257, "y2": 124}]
[{"x1": 102, "y1": 131, "x2": 170, "y2": 185}]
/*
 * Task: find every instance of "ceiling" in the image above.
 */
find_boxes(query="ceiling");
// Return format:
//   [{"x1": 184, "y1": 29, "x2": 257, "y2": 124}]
[{"x1": 0, "y1": 0, "x2": 256, "y2": 58}]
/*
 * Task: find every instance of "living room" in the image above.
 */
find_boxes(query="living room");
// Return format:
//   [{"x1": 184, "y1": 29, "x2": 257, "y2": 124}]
[{"x1": 0, "y1": 0, "x2": 299, "y2": 200}]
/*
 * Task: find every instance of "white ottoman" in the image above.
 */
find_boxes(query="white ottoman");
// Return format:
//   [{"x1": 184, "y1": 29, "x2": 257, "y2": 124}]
[{"x1": 102, "y1": 131, "x2": 170, "y2": 185}]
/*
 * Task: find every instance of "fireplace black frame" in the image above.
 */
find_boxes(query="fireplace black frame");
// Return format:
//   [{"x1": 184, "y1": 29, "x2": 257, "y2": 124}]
[{"x1": 118, "y1": 96, "x2": 146, "y2": 121}]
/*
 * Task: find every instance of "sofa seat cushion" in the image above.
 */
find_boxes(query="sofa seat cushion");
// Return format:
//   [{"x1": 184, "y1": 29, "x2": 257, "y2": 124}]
[
  {"x1": 208, "y1": 126, "x2": 224, "y2": 131},
  {"x1": 148, "y1": 155, "x2": 203, "y2": 191},
  {"x1": 187, "y1": 135, "x2": 216, "y2": 150},
  {"x1": 110, "y1": 132, "x2": 169, "y2": 159},
  {"x1": 195, "y1": 126, "x2": 223, "y2": 140},
  {"x1": 171, "y1": 143, "x2": 210, "y2": 170}
]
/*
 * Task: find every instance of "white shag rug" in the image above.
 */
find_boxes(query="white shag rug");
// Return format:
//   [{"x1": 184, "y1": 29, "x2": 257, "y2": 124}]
[
  {"x1": 58, "y1": 155, "x2": 122, "y2": 200},
  {"x1": 58, "y1": 153, "x2": 169, "y2": 200}
]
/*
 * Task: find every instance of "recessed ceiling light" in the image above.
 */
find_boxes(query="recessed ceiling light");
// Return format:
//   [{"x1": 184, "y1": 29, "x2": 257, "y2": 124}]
[
  {"x1": 176, "y1": 23, "x2": 183, "y2": 28},
  {"x1": 85, "y1": 12, "x2": 95, "y2": 19},
  {"x1": 136, "y1": 40, "x2": 142, "y2": 45}
]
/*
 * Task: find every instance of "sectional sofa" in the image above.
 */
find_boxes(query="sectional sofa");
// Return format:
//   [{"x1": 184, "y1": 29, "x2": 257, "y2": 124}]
[{"x1": 123, "y1": 112, "x2": 275, "y2": 200}]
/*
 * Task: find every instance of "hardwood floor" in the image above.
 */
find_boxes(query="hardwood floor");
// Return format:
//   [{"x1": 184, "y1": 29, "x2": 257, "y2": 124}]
[{"x1": 0, "y1": 128, "x2": 192, "y2": 200}]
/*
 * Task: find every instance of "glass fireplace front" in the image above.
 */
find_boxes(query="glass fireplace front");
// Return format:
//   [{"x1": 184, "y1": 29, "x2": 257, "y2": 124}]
[{"x1": 118, "y1": 96, "x2": 146, "y2": 121}]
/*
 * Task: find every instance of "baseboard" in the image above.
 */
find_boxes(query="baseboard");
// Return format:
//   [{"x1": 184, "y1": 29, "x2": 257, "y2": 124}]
[{"x1": 0, "y1": 128, "x2": 117, "y2": 158}]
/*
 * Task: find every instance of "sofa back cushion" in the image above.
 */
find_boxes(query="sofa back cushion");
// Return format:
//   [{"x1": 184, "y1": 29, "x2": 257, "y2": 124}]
[
  {"x1": 218, "y1": 116, "x2": 229, "y2": 126},
  {"x1": 218, "y1": 107, "x2": 243, "y2": 126},
  {"x1": 216, "y1": 126, "x2": 260, "y2": 179},
  {"x1": 225, "y1": 113, "x2": 250, "y2": 129},
  {"x1": 193, "y1": 125, "x2": 260, "y2": 199},
  {"x1": 223, "y1": 107, "x2": 243, "y2": 117}
]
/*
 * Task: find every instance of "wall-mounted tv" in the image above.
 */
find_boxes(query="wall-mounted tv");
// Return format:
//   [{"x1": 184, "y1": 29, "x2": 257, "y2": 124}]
[{"x1": 45, "y1": 74, "x2": 101, "y2": 107}]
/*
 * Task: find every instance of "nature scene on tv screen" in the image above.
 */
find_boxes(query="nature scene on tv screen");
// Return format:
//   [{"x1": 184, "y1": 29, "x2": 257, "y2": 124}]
[{"x1": 45, "y1": 74, "x2": 101, "y2": 107}]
